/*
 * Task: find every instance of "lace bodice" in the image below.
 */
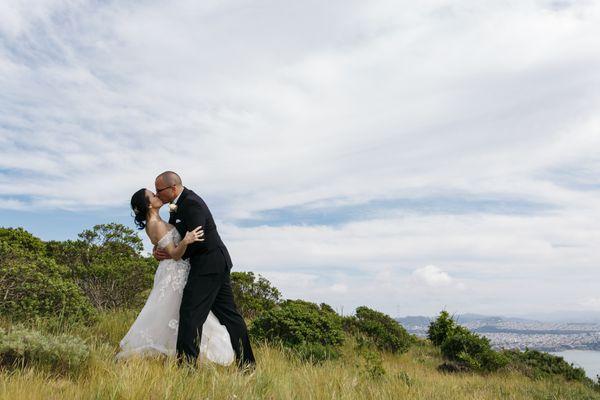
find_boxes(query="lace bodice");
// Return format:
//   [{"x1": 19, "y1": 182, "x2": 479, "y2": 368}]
[{"x1": 157, "y1": 227, "x2": 181, "y2": 249}]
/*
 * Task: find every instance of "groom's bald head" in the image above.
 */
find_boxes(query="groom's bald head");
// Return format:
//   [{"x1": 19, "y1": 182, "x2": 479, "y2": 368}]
[
  {"x1": 156, "y1": 171, "x2": 182, "y2": 187},
  {"x1": 155, "y1": 171, "x2": 183, "y2": 203}
]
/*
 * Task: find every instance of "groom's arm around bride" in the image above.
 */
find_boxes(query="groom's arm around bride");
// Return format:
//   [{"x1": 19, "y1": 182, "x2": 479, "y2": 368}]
[{"x1": 171, "y1": 189, "x2": 232, "y2": 275}]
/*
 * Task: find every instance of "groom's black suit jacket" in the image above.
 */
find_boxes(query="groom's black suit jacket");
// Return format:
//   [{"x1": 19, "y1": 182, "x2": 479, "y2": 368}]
[{"x1": 169, "y1": 187, "x2": 233, "y2": 275}]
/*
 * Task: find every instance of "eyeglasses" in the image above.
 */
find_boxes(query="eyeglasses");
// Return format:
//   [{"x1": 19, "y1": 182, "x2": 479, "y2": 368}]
[{"x1": 156, "y1": 185, "x2": 174, "y2": 193}]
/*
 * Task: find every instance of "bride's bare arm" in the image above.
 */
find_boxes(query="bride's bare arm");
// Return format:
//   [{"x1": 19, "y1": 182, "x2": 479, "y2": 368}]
[{"x1": 161, "y1": 227, "x2": 204, "y2": 261}]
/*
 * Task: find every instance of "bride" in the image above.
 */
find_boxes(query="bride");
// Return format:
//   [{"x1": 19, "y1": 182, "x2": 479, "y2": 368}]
[{"x1": 116, "y1": 188, "x2": 235, "y2": 365}]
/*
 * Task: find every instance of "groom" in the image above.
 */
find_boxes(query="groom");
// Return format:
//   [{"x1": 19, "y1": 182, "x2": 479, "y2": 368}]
[{"x1": 153, "y1": 171, "x2": 255, "y2": 368}]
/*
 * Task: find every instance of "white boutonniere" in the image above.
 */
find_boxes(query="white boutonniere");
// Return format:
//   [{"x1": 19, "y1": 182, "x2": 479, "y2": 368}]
[{"x1": 168, "y1": 203, "x2": 178, "y2": 213}]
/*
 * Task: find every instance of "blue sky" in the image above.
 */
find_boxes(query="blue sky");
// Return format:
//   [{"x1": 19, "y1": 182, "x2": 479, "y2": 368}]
[{"x1": 1, "y1": 0, "x2": 600, "y2": 318}]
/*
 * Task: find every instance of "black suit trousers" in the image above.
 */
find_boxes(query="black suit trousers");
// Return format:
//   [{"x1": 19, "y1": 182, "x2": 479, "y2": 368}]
[{"x1": 176, "y1": 267, "x2": 255, "y2": 367}]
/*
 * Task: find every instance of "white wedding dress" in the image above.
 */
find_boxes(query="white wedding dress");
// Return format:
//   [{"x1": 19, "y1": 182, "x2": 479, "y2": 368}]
[{"x1": 116, "y1": 227, "x2": 235, "y2": 365}]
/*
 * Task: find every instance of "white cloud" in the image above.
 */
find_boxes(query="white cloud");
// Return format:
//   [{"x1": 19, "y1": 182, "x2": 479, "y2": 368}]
[
  {"x1": 330, "y1": 283, "x2": 349, "y2": 294},
  {"x1": 220, "y1": 208, "x2": 600, "y2": 316},
  {"x1": 0, "y1": 198, "x2": 27, "y2": 211},
  {"x1": 580, "y1": 297, "x2": 600, "y2": 311},
  {"x1": 412, "y1": 265, "x2": 454, "y2": 287},
  {"x1": 2, "y1": 0, "x2": 600, "y2": 317},
  {"x1": 1, "y1": 0, "x2": 599, "y2": 212}
]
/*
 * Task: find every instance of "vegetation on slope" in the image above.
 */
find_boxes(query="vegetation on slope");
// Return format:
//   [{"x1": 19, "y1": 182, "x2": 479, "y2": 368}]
[{"x1": 1, "y1": 225, "x2": 599, "y2": 399}]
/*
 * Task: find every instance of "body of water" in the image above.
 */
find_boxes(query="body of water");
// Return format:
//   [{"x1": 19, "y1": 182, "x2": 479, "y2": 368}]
[{"x1": 550, "y1": 350, "x2": 600, "y2": 380}]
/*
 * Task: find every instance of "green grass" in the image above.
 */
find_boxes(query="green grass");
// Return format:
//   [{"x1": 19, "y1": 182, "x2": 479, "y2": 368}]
[{"x1": 1, "y1": 310, "x2": 599, "y2": 400}]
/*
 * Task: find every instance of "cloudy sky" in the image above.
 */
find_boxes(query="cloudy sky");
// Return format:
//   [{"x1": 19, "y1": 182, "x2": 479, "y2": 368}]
[{"x1": 1, "y1": 0, "x2": 600, "y2": 318}]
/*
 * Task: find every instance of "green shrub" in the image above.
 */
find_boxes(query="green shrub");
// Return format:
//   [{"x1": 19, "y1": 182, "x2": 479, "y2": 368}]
[
  {"x1": 344, "y1": 306, "x2": 414, "y2": 354},
  {"x1": 0, "y1": 224, "x2": 154, "y2": 320},
  {"x1": 70, "y1": 258, "x2": 156, "y2": 309},
  {"x1": 359, "y1": 348, "x2": 386, "y2": 380},
  {"x1": 427, "y1": 310, "x2": 456, "y2": 346},
  {"x1": 231, "y1": 271, "x2": 281, "y2": 320},
  {"x1": 319, "y1": 303, "x2": 336, "y2": 314},
  {"x1": 440, "y1": 328, "x2": 508, "y2": 372},
  {"x1": 0, "y1": 254, "x2": 95, "y2": 324},
  {"x1": 45, "y1": 224, "x2": 157, "y2": 310},
  {"x1": 250, "y1": 299, "x2": 345, "y2": 347},
  {"x1": 0, "y1": 227, "x2": 46, "y2": 256},
  {"x1": 397, "y1": 370, "x2": 413, "y2": 387},
  {"x1": 77, "y1": 223, "x2": 144, "y2": 257},
  {"x1": 429, "y1": 310, "x2": 508, "y2": 372},
  {"x1": 0, "y1": 325, "x2": 90, "y2": 375},
  {"x1": 45, "y1": 239, "x2": 93, "y2": 273},
  {"x1": 503, "y1": 348, "x2": 589, "y2": 382},
  {"x1": 249, "y1": 300, "x2": 344, "y2": 361}
]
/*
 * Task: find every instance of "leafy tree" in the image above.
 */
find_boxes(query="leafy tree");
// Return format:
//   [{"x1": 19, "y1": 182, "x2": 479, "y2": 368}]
[
  {"x1": 344, "y1": 306, "x2": 414, "y2": 354},
  {"x1": 428, "y1": 310, "x2": 508, "y2": 372},
  {"x1": 319, "y1": 303, "x2": 336, "y2": 314},
  {"x1": 44, "y1": 239, "x2": 92, "y2": 282},
  {"x1": 2, "y1": 225, "x2": 156, "y2": 312},
  {"x1": 0, "y1": 227, "x2": 45, "y2": 256},
  {"x1": 440, "y1": 327, "x2": 508, "y2": 372},
  {"x1": 503, "y1": 348, "x2": 590, "y2": 382},
  {"x1": 49, "y1": 224, "x2": 156, "y2": 310},
  {"x1": 427, "y1": 310, "x2": 457, "y2": 346},
  {"x1": 249, "y1": 299, "x2": 345, "y2": 361},
  {"x1": 0, "y1": 232, "x2": 95, "y2": 323},
  {"x1": 71, "y1": 257, "x2": 156, "y2": 309},
  {"x1": 230, "y1": 271, "x2": 281, "y2": 320},
  {"x1": 78, "y1": 223, "x2": 144, "y2": 259}
]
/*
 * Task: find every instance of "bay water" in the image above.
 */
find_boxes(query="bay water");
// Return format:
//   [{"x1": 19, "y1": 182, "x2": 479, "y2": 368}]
[{"x1": 549, "y1": 350, "x2": 600, "y2": 380}]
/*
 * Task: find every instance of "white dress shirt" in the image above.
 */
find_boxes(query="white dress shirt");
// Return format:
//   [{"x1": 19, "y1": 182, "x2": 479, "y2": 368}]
[{"x1": 172, "y1": 188, "x2": 183, "y2": 205}]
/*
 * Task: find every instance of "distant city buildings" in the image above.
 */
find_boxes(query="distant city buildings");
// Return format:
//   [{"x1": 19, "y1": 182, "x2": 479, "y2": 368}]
[{"x1": 398, "y1": 317, "x2": 600, "y2": 352}]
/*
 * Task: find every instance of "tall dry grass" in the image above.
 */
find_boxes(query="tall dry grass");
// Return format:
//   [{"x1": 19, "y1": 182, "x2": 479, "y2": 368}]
[{"x1": 1, "y1": 310, "x2": 599, "y2": 400}]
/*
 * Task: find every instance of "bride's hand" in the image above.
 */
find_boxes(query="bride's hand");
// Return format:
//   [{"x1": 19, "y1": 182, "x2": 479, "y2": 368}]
[{"x1": 183, "y1": 226, "x2": 204, "y2": 245}]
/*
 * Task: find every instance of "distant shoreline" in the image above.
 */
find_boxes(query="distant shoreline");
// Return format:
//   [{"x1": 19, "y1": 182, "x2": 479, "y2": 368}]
[
  {"x1": 397, "y1": 315, "x2": 600, "y2": 353},
  {"x1": 550, "y1": 350, "x2": 600, "y2": 380}
]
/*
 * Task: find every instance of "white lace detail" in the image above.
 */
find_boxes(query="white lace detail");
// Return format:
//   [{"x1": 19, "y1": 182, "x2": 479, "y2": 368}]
[
  {"x1": 157, "y1": 227, "x2": 179, "y2": 249},
  {"x1": 116, "y1": 228, "x2": 235, "y2": 364},
  {"x1": 155, "y1": 228, "x2": 189, "y2": 300}
]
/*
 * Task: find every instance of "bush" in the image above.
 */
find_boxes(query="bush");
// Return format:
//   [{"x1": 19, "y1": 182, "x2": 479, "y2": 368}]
[
  {"x1": 0, "y1": 224, "x2": 153, "y2": 319},
  {"x1": 440, "y1": 328, "x2": 508, "y2": 372},
  {"x1": 77, "y1": 223, "x2": 144, "y2": 258},
  {"x1": 249, "y1": 300, "x2": 344, "y2": 361},
  {"x1": 0, "y1": 227, "x2": 46, "y2": 256},
  {"x1": 70, "y1": 257, "x2": 156, "y2": 309},
  {"x1": 0, "y1": 250, "x2": 95, "y2": 324},
  {"x1": 344, "y1": 306, "x2": 414, "y2": 354},
  {"x1": 358, "y1": 348, "x2": 386, "y2": 380},
  {"x1": 503, "y1": 348, "x2": 589, "y2": 382},
  {"x1": 45, "y1": 239, "x2": 93, "y2": 273},
  {"x1": 250, "y1": 299, "x2": 345, "y2": 347},
  {"x1": 427, "y1": 310, "x2": 456, "y2": 346},
  {"x1": 429, "y1": 310, "x2": 508, "y2": 372},
  {"x1": 231, "y1": 271, "x2": 281, "y2": 320},
  {"x1": 0, "y1": 325, "x2": 90, "y2": 375},
  {"x1": 46, "y1": 224, "x2": 157, "y2": 310}
]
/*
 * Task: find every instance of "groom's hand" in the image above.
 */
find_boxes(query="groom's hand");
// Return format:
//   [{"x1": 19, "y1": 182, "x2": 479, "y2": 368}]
[{"x1": 153, "y1": 245, "x2": 172, "y2": 261}]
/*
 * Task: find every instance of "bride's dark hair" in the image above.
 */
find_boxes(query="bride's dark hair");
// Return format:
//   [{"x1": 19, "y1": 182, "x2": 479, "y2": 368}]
[{"x1": 131, "y1": 188, "x2": 150, "y2": 230}]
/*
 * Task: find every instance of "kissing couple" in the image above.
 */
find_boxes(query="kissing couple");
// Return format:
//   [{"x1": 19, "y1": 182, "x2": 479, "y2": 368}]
[{"x1": 116, "y1": 171, "x2": 255, "y2": 370}]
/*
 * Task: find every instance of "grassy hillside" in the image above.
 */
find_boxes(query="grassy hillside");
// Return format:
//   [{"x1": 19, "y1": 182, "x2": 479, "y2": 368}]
[{"x1": 1, "y1": 310, "x2": 599, "y2": 400}]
